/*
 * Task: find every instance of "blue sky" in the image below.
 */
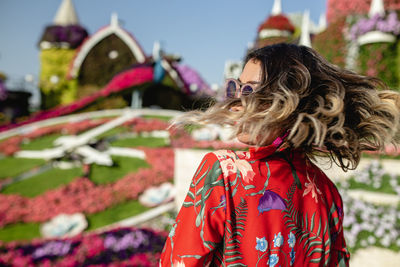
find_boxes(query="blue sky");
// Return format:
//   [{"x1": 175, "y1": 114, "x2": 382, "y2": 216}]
[{"x1": 0, "y1": 0, "x2": 327, "y2": 89}]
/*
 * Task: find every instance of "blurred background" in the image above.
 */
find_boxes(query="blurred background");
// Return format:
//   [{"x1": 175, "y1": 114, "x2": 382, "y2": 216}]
[{"x1": 0, "y1": 0, "x2": 399, "y2": 266}]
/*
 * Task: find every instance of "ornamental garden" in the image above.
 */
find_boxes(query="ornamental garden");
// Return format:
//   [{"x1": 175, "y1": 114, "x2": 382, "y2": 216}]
[{"x1": 1, "y1": 0, "x2": 400, "y2": 266}]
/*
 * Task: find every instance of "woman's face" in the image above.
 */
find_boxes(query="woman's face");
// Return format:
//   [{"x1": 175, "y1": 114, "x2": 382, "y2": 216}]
[
  {"x1": 232, "y1": 60, "x2": 262, "y2": 145},
  {"x1": 233, "y1": 59, "x2": 280, "y2": 146}
]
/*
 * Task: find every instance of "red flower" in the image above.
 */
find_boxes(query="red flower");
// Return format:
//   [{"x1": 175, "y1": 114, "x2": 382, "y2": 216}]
[{"x1": 258, "y1": 15, "x2": 295, "y2": 33}]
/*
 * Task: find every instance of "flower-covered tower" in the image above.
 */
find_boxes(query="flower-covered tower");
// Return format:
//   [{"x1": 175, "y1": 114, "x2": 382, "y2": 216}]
[
  {"x1": 38, "y1": 0, "x2": 88, "y2": 109},
  {"x1": 350, "y1": 0, "x2": 400, "y2": 87},
  {"x1": 327, "y1": 0, "x2": 400, "y2": 24},
  {"x1": 254, "y1": 0, "x2": 296, "y2": 49}
]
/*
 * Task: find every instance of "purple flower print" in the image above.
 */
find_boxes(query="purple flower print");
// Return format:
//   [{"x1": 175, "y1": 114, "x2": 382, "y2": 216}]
[{"x1": 258, "y1": 190, "x2": 286, "y2": 215}]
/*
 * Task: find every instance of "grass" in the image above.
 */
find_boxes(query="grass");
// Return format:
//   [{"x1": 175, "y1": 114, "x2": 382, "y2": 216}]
[
  {"x1": 110, "y1": 136, "x2": 168, "y2": 148},
  {"x1": 19, "y1": 134, "x2": 62, "y2": 150},
  {"x1": 0, "y1": 157, "x2": 46, "y2": 179},
  {"x1": 0, "y1": 222, "x2": 41, "y2": 242},
  {"x1": 95, "y1": 126, "x2": 129, "y2": 139},
  {"x1": 142, "y1": 115, "x2": 172, "y2": 122},
  {"x1": 183, "y1": 124, "x2": 203, "y2": 133},
  {"x1": 86, "y1": 199, "x2": 150, "y2": 230},
  {"x1": 346, "y1": 174, "x2": 400, "y2": 195},
  {"x1": 361, "y1": 152, "x2": 400, "y2": 160},
  {"x1": 1, "y1": 167, "x2": 83, "y2": 197},
  {"x1": 89, "y1": 156, "x2": 149, "y2": 184}
]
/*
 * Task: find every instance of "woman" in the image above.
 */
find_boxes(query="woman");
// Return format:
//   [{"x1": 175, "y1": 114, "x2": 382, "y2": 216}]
[{"x1": 160, "y1": 43, "x2": 400, "y2": 266}]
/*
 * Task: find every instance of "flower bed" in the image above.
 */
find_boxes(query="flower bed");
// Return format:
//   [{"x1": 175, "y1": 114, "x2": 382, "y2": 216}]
[
  {"x1": 0, "y1": 227, "x2": 166, "y2": 267},
  {"x1": 0, "y1": 116, "x2": 246, "y2": 228},
  {"x1": 121, "y1": 117, "x2": 247, "y2": 150},
  {"x1": 0, "y1": 67, "x2": 154, "y2": 132},
  {"x1": 341, "y1": 191, "x2": 400, "y2": 252},
  {"x1": 326, "y1": 0, "x2": 400, "y2": 24},
  {"x1": 313, "y1": 16, "x2": 347, "y2": 68},
  {"x1": 0, "y1": 118, "x2": 111, "y2": 156},
  {"x1": 349, "y1": 12, "x2": 400, "y2": 41},
  {"x1": 0, "y1": 148, "x2": 174, "y2": 227},
  {"x1": 338, "y1": 160, "x2": 400, "y2": 195},
  {"x1": 334, "y1": 159, "x2": 400, "y2": 252},
  {"x1": 358, "y1": 42, "x2": 398, "y2": 88}
]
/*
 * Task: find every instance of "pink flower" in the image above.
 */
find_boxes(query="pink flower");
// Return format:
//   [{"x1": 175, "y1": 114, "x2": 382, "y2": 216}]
[
  {"x1": 235, "y1": 151, "x2": 249, "y2": 159},
  {"x1": 220, "y1": 158, "x2": 237, "y2": 177},
  {"x1": 235, "y1": 159, "x2": 255, "y2": 183},
  {"x1": 303, "y1": 174, "x2": 322, "y2": 203}
]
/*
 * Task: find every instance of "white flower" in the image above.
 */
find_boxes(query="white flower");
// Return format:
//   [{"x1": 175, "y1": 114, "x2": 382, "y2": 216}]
[
  {"x1": 381, "y1": 235, "x2": 392, "y2": 247},
  {"x1": 255, "y1": 237, "x2": 268, "y2": 252},
  {"x1": 288, "y1": 232, "x2": 296, "y2": 248},
  {"x1": 273, "y1": 232, "x2": 284, "y2": 247},
  {"x1": 368, "y1": 236, "x2": 376, "y2": 245}
]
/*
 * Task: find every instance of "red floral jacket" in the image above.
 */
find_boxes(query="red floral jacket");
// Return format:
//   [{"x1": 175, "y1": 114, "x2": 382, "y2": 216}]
[{"x1": 160, "y1": 145, "x2": 350, "y2": 266}]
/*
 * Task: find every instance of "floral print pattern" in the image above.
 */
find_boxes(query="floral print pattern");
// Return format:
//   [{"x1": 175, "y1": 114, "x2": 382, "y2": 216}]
[
  {"x1": 161, "y1": 146, "x2": 350, "y2": 266},
  {"x1": 288, "y1": 232, "x2": 296, "y2": 248},
  {"x1": 303, "y1": 171, "x2": 322, "y2": 203},
  {"x1": 258, "y1": 190, "x2": 287, "y2": 214},
  {"x1": 256, "y1": 237, "x2": 268, "y2": 252},
  {"x1": 268, "y1": 254, "x2": 279, "y2": 267},
  {"x1": 273, "y1": 232, "x2": 284, "y2": 247}
]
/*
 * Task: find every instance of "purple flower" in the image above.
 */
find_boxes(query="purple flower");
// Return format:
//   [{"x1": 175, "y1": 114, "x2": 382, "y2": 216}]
[
  {"x1": 32, "y1": 241, "x2": 71, "y2": 259},
  {"x1": 349, "y1": 12, "x2": 400, "y2": 41},
  {"x1": 104, "y1": 230, "x2": 148, "y2": 252},
  {"x1": 257, "y1": 190, "x2": 286, "y2": 214},
  {"x1": 172, "y1": 63, "x2": 214, "y2": 96}
]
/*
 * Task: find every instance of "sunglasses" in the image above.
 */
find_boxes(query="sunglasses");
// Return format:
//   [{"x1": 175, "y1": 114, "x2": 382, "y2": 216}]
[{"x1": 224, "y1": 78, "x2": 259, "y2": 98}]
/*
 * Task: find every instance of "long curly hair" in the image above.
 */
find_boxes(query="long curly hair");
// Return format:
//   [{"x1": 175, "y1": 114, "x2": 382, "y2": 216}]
[{"x1": 174, "y1": 43, "x2": 400, "y2": 171}]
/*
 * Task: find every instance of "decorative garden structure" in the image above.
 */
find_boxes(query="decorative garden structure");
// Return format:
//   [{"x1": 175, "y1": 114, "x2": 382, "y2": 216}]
[
  {"x1": 254, "y1": 0, "x2": 296, "y2": 48},
  {"x1": 350, "y1": 0, "x2": 400, "y2": 88},
  {"x1": 246, "y1": 0, "x2": 400, "y2": 91},
  {"x1": 1, "y1": 0, "x2": 400, "y2": 265},
  {"x1": 36, "y1": 0, "x2": 215, "y2": 115},
  {"x1": 312, "y1": 0, "x2": 400, "y2": 91},
  {"x1": 38, "y1": 0, "x2": 88, "y2": 109}
]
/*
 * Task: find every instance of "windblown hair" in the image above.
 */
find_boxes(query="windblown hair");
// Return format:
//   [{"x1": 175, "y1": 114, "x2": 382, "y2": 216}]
[{"x1": 175, "y1": 43, "x2": 400, "y2": 171}]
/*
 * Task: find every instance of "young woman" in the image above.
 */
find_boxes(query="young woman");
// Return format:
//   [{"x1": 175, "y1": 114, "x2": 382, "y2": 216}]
[{"x1": 160, "y1": 43, "x2": 400, "y2": 266}]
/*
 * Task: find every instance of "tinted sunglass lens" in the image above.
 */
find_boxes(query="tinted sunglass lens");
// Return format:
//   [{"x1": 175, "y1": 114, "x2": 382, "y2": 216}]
[
  {"x1": 226, "y1": 80, "x2": 237, "y2": 98},
  {"x1": 241, "y1": 85, "x2": 254, "y2": 96}
]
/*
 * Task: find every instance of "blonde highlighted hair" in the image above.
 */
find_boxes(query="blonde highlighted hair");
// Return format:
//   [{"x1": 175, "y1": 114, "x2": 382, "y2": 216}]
[{"x1": 175, "y1": 43, "x2": 400, "y2": 171}]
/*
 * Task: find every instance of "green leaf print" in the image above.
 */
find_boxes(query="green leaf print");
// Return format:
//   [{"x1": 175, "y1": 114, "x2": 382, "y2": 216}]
[
  {"x1": 283, "y1": 182, "x2": 330, "y2": 264},
  {"x1": 224, "y1": 197, "x2": 248, "y2": 266},
  {"x1": 247, "y1": 161, "x2": 271, "y2": 196},
  {"x1": 194, "y1": 160, "x2": 223, "y2": 227}
]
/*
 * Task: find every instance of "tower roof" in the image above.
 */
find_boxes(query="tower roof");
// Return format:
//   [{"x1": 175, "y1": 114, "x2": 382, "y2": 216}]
[
  {"x1": 299, "y1": 10, "x2": 312, "y2": 47},
  {"x1": 271, "y1": 0, "x2": 282, "y2": 15},
  {"x1": 258, "y1": 14, "x2": 295, "y2": 33},
  {"x1": 258, "y1": 0, "x2": 294, "y2": 33},
  {"x1": 53, "y1": 0, "x2": 80, "y2": 26}
]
